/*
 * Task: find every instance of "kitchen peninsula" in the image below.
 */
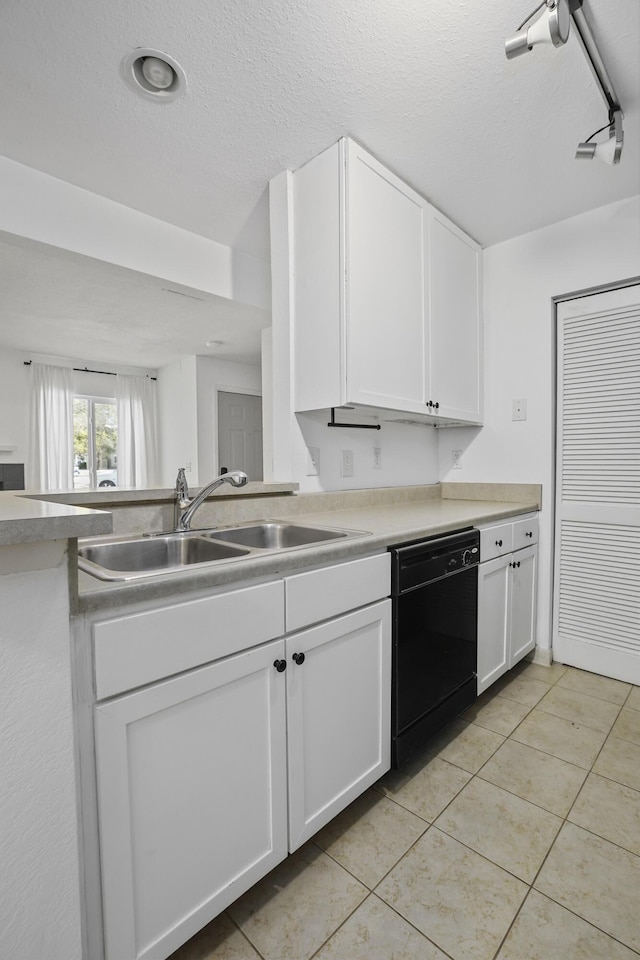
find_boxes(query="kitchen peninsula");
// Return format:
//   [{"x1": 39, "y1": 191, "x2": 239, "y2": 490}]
[{"x1": 0, "y1": 481, "x2": 540, "y2": 960}]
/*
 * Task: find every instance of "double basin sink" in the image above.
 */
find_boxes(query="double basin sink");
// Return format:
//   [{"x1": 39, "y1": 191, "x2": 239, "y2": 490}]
[{"x1": 78, "y1": 521, "x2": 367, "y2": 581}]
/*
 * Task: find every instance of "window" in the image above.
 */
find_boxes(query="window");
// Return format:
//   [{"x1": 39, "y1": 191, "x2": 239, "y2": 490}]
[{"x1": 73, "y1": 396, "x2": 118, "y2": 489}]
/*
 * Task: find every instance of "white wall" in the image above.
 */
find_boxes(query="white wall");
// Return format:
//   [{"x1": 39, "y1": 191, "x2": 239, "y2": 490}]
[
  {"x1": 157, "y1": 357, "x2": 199, "y2": 486},
  {"x1": 0, "y1": 543, "x2": 82, "y2": 960},
  {"x1": 157, "y1": 355, "x2": 262, "y2": 486},
  {"x1": 195, "y1": 356, "x2": 261, "y2": 480},
  {"x1": 0, "y1": 348, "x2": 30, "y2": 469},
  {"x1": 438, "y1": 195, "x2": 640, "y2": 653},
  {"x1": 295, "y1": 412, "x2": 439, "y2": 491},
  {"x1": 0, "y1": 156, "x2": 269, "y2": 311}
]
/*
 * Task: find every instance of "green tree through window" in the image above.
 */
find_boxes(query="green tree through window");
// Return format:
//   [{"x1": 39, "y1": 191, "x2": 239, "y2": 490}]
[{"x1": 73, "y1": 397, "x2": 118, "y2": 488}]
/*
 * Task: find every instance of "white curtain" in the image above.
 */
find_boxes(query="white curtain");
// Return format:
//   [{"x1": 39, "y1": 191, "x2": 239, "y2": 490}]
[
  {"x1": 28, "y1": 363, "x2": 74, "y2": 491},
  {"x1": 116, "y1": 375, "x2": 159, "y2": 487}
]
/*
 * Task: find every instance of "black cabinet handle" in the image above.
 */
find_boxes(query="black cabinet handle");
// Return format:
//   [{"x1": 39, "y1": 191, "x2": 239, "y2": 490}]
[
  {"x1": 292, "y1": 652, "x2": 305, "y2": 665},
  {"x1": 516, "y1": 561, "x2": 521, "y2": 567},
  {"x1": 496, "y1": 539, "x2": 503, "y2": 547},
  {"x1": 434, "y1": 401, "x2": 440, "y2": 409},
  {"x1": 525, "y1": 531, "x2": 533, "y2": 538},
  {"x1": 427, "y1": 400, "x2": 433, "y2": 408},
  {"x1": 273, "y1": 659, "x2": 287, "y2": 673}
]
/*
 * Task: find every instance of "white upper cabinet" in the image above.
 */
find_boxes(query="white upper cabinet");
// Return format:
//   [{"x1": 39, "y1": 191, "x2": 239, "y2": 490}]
[
  {"x1": 291, "y1": 137, "x2": 482, "y2": 425},
  {"x1": 428, "y1": 207, "x2": 483, "y2": 423},
  {"x1": 345, "y1": 141, "x2": 428, "y2": 413}
]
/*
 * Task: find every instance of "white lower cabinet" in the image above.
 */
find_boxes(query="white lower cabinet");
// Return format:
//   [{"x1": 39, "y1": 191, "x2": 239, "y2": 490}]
[
  {"x1": 286, "y1": 600, "x2": 392, "y2": 851},
  {"x1": 477, "y1": 543, "x2": 538, "y2": 694},
  {"x1": 94, "y1": 639, "x2": 288, "y2": 960},
  {"x1": 92, "y1": 554, "x2": 391, "y2": 960}
]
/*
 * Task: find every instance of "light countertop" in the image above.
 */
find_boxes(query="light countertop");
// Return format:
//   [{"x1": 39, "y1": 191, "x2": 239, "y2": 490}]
[
  {"x1": 76, "y1": 495, "x2": 539, "y2": 613},
  {"x1": 0, "y1": 491, "x2": 112, "y2": 545}
]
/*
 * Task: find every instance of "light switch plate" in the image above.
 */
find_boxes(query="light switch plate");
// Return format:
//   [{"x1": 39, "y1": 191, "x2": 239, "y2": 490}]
[{"x1": 341, "y1": 449, "x2": 354, "y2": 477}]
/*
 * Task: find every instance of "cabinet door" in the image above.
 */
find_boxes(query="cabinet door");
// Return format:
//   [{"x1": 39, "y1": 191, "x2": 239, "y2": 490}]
[
  {"x1": 477, "y1": 555, "x2": 510, "y2": 694},
  {"x1": 428, "y1": 207, "x2": 482, "y2": 423},
  {"x1": 95, "y1": 640, "x2": 288, "y2": 960},
  {"x1": 509, "y1": 545, "x2": 537, "y2": 667},
  {"x1": 345, "y1": 140, "x2": 428, "y2": 413},
  {"x1": 286, "y1": 600, "x2": 392, "y2": 851}
]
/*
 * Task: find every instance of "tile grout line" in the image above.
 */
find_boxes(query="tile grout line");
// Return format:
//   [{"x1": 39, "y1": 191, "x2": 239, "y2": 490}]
[{"x1": 225, "y1": 911, "x2": 269, "y2": 960}]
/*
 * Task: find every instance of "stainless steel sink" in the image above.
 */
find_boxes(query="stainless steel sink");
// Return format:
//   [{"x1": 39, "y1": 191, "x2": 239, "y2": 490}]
[
  {"x1": 78, "y1": 534, "x2": 250, "y2": 581},
  {"x1": 78, "y1": 521, "x2": 369, "y2": 581},
  {"x1": 202, "y1": 521, "x2": 350, "y2": 550}
]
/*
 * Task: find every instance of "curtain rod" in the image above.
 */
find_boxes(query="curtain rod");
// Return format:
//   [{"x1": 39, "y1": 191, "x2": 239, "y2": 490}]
[{"x1": 23, "y1": 361, "x2": 156, "y2": 381}]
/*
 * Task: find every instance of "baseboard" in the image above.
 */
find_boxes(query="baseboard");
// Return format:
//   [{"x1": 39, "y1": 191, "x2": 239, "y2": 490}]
[{"x1": 527, "y1": 645, "x2": 553, "y2": 666}]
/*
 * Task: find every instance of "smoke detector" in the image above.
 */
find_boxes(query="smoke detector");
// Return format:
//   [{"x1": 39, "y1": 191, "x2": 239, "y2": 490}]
[{"x1": 121, "y1": 48, "x2": 187, "y2": 103}]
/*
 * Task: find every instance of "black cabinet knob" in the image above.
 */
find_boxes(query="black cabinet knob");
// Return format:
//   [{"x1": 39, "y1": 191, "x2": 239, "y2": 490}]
[
  {"x1": 273, "y1": 659, "x2": 287, "y2": 673},
  {"x1": 517, "y1": 561, "x2": 521, "y2": 568},
  {"x1": 525, "y1": 531, "x2": 533, "y2": 538},
  {"x1": 427, "y1": 400, "x2": 433, "y2": 408},
  {"x1": 292, "y1": 652, "x2": 305, "y2": 665},
  {"x1": 496, "y1": 539, "x2": 503, "y2": 547},
  {"x1": 434, "y1": 401, "x2": 440, "y2": 410}
]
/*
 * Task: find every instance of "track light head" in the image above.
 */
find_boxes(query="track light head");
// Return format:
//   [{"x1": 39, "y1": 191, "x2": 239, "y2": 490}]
[
  {"x1": 576, "y1": 111, "x2": 624, "y2": 165},
  {"x1": 505, "y1": 0, "x2": 571, "y2": 59}
]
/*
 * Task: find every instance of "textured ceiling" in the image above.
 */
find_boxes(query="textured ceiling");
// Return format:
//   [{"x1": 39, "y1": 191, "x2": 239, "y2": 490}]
[
  {"x1": 1, "y1": 0, "x2": 638, "y2": 257},
  {"x1": 0, "y1": 235, "x2": 268, "y2": 368},
  {"x1": 0, "y1": 0, "x2": 638, "y2": 367}
]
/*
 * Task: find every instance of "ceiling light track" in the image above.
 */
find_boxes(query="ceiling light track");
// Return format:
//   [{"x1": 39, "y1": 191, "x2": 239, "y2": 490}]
[{"x1": 505, "y1": 0, "x2": 625, "y2": 164}]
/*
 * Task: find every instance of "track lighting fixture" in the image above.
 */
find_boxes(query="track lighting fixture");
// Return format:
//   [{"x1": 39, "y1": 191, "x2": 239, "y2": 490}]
[
  {"x1": 576, "y1": 110, "x2": 624, "y2": 165},
  {"x1": 505, "y1": 0, "x2": 624, "y2": 164},
  {"x1": 505, "y1": 0, "x2": 571, "y2": 59}
]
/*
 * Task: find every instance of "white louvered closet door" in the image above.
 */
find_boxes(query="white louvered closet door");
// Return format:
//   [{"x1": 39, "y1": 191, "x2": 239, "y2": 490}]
[{"x1": 554, "y1": 284, "x2": 640, "y2": 683}]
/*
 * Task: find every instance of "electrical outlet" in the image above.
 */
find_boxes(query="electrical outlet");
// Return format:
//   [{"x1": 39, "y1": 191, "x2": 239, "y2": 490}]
[
  {"x1": 341, "y1": 449, "x2": 354, "y2": 477},
  {"x1": 452, "y1": 449, "x2": 463, "y2": 470},
  {"x1": 373, "y1": 447, "x2": 382, "y2": 470},
  {"x1": 512, "y1": 398, "x2": 527, "y2": 421},
  {"x1": 307, "y1": 446, "x2": 320, "y2": 476}
]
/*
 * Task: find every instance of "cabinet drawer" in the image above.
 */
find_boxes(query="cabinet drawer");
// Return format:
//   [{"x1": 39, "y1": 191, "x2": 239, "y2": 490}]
[
  {"x1": 285, "y1": 553, "x2": 391, "y2": 632},
  {"x1": 513, "y1": 515, "x2": 539, "y2": 551},
  {"x1": 479, "y1": 523, "x2": 514, "y2": 561},
  {"x1": 94, "y1": 580, "x2": 285, "y2": 699}
]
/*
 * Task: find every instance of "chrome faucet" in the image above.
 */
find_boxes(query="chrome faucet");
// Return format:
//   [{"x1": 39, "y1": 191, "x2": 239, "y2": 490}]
[{"x1": 174, "y1": 468, "x2": 248, "y2": 532}]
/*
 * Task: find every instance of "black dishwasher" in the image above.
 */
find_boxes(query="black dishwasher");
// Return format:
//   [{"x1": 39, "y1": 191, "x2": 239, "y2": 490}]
[{"x1": 389, "y1": 528, "x2": 479, "y2": 768}]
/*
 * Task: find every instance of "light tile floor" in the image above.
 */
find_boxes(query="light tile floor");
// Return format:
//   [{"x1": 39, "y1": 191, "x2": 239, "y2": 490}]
[{"x1": 169, "y1": 661, "x2": 640, "y2": 960}]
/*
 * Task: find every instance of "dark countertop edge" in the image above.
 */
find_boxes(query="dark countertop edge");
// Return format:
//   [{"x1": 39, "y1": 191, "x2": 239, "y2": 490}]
[{"x1": 75, "y1": 500, "x2": 539, "y2": 615}]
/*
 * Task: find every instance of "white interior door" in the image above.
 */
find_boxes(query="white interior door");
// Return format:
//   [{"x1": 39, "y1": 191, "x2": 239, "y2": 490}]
[
  {"x1": 553, "y1": 284, "x2": 640, "y2": 683},
  {"x1": 217, "y1": 390, "x2": 263, "y2": 481}
]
